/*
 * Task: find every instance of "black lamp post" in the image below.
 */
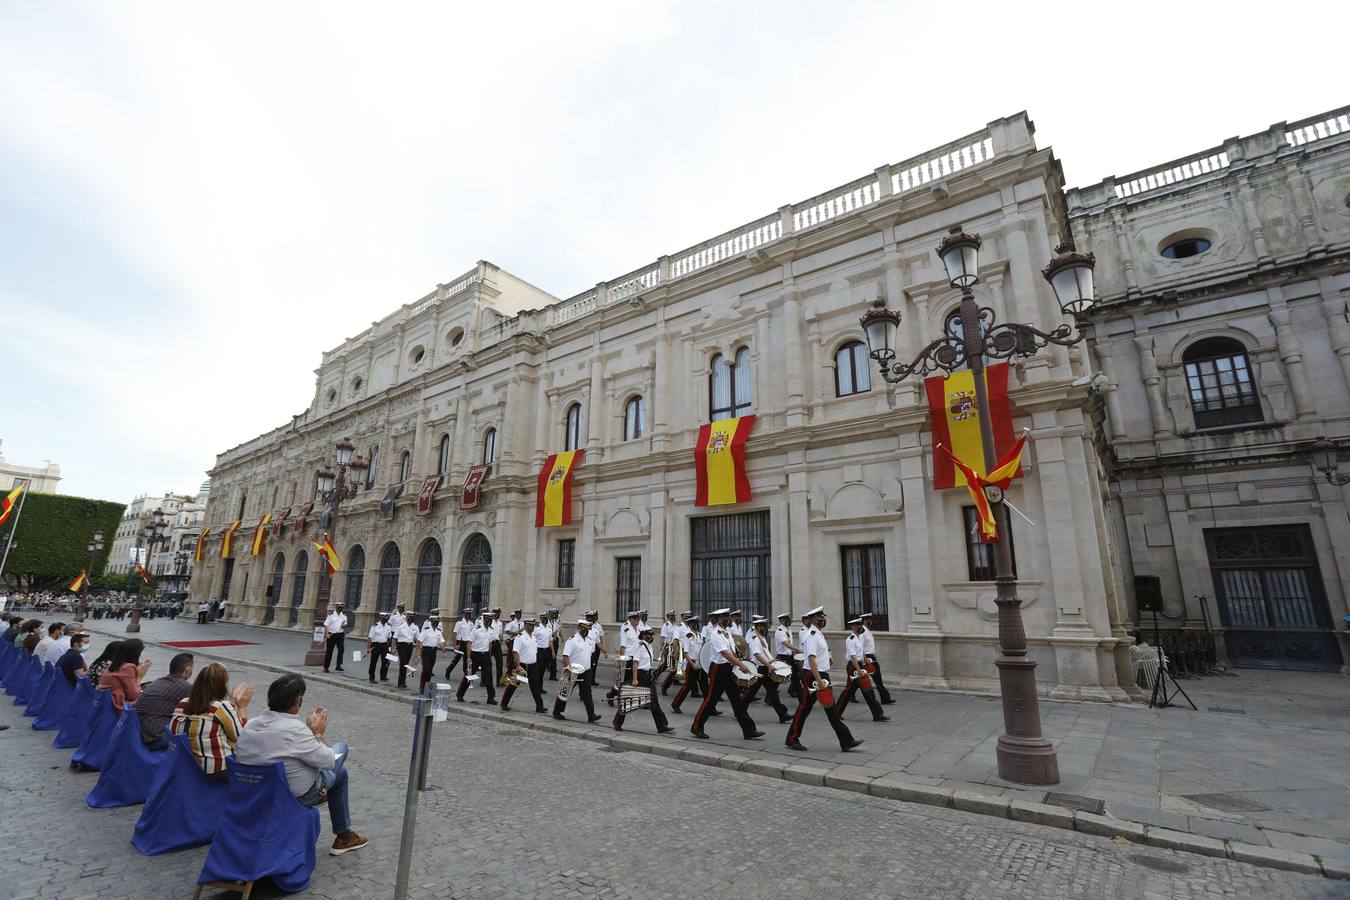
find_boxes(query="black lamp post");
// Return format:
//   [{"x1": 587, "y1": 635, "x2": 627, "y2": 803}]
[
  {"x1": 859, "y1": 225, "x2": 1096, "y2": 786},
  {"x1": 1311, "y1": 438, "x2": 1350, "y2": 486},
  {"x1": 75, "y1": 530, "x2": 104, "y2": 623},
  {"x1": 302, "y1": 439, "x2": 369, "y2": 666},
  {"x1": 127, "y1": 508, "x2": 168, "y2": 633}
]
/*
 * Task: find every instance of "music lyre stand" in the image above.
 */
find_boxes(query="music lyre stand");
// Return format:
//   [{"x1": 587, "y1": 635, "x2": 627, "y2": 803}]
[{"x1": 1148, "y1": 608, "x2": 1196, "y2": 710}]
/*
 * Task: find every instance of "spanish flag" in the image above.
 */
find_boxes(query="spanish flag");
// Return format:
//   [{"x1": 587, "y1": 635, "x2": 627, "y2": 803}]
[
  {"x1": 220, "y1": 520, "x2": 242, "y2": 558},
  {"x1": 135, "y1": 562, "x2": 150, "y2": 584},
  {"x1": 939, "y1": 433, "x2": 1028, "y2": 543},
  {"x1": 311, "y1": 535, "x2": 342, "y2": 575},
  {"x1": 694, "y1": 415, "x2": 755, "y2": 507},
  {"x1": 194, "y1": 527, "x2": 210, "y2": 563},
  {"x1": 924, "y1": 363, "x2": 1017, "y2": 489},
  {"x1": 251, "y1": 513, "x2": 272, "y2": 556},
  {"x1": 535, "y1": 450, "x2": 584, "y2": 527},
  {"x1": 68, "y1": 571, "x2": 87, "y2": 592},
  {"x1": 0, "y1": 482, "x2": 25, "y2": 527}
]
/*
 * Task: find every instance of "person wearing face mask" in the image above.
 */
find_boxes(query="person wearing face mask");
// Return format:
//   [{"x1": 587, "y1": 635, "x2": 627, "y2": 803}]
[
  {"x1": 56, "y1": 630, "x2": 92, "y2": 686},
  {"x1": 416, "y1": 611, "x2": 446, "y2": 694}
]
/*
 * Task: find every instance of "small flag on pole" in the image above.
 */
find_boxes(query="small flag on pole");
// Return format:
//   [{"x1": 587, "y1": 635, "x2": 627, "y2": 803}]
[
  {"x1": 311, "y1": 535, "x2": 342, "y2": 575},
  {"x1": 135, "y1": 562, "x2": 150, "y2": 584},
  {"x1": 68, "y1": 571, "x2": 87, "y2": 592},
  {"x1": 0, "y1": 482, "x2": 26, "y2": 527},
  {"x1": 194, "y1": 527, "x2": 210, "y2": 563}
]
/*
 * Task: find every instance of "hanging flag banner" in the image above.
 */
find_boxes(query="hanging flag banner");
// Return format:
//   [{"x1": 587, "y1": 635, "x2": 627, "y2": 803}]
[
  {"x1": 535, "y1": 450, "x2": 584, "y2": 527},
  {"x1": 194, "y1": 527, "x2": 210, "y2": 563},
  {"x1": 417, "y1": 475, "x2": 443, "y2": 516},
  {"x1": 68, "y1": 570, "x2": 87, "y2": 592},
  {"x1": 293, "y1": 501, "x2": 314, "y2": 534},
  {"x1": 924, "y1": 362, "x2": 1017, "y2": 490},
  {"x1": 939, "y1": 433, "x2": 1028, "y2": 542},
  {"x1": 271, "y1": 508, "x2": 290, "y2": 537},
  {"x1": 251, "y1": 513, "x2": 273, "y2": 556},
  {"x1": 0, "y1": 481, "x2": 27, "y2": 528},
  {"x1": 220, "y1": 520, "x2": 242, "y2": 558},
  {"x1": 311, "y1": 535, "x2": 343, "y2": 575},
  {"x1": 461, "y1": 464, "x2": 491, "y2": 509},
  {"x1": 379, "y1": 485, "x2": 399, "y2": 519},
  {"x1": 135, "y1": 562, "x2": 150, "y2": 584},
  {"x1": 319, "y1": 501, "x2": 336, "y2": 529},
  {"x1": 694, "y1": 415, "x2": 756, "y2": 507}
]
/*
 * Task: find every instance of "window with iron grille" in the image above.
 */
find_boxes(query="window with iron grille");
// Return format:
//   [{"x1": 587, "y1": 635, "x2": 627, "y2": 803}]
[
  {"x1": 557, "y1": 539, "x2": 576, "y2": 588},
  {"x1": 343, "y1": 545, "x2": 365, "y2": 610},
  {"x1": 690, "y1": 510, "x2": 771, "y2": 621},
  {"x1": 615, "y1": 557, "x2": 641, "y2": 617},
  {"x1": 963, "y1": 507, "x2": 1016, "y2": 581},
  {"x1": 841, "y1": 544, "x2": 888, "y2": 630},
  {"x1": 1183, "y1": 338, "x2": 1262, "y2": 429},
  {"x1": 414, "y1": 540, "x2": 442, "y2": 616},
  {"x1": 376, "y1": 543, "x2": 400, "y2": 612}
]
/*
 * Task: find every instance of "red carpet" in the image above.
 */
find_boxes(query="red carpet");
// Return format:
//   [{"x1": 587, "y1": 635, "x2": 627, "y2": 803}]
[{"x1": 161, "y1": 639, "x2": 258, "y2": 648}]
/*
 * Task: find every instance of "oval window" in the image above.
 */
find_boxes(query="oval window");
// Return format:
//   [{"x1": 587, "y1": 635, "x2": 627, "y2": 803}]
[
  {"x1": 409, "y1": 345, "x2": 426, "y2": 366},
  {"x1": 1161, "y1": 237, "x2": 1211, "y2": 259}
]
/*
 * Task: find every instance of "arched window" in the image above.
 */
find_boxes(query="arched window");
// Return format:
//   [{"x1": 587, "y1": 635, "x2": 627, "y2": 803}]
[
  {"x1": 288, "y1": 550, "x2": 309, "y2": 627},
  {"x1": 265, "y1": 553, "x2": 286, "y2": 626},
  {"x1": 414, "y1": 540, "x2": 442, "y2": 615},
  {"x1": 1183, "y1": 337, "x2": 1262, "y2": 429},
  {"x1": 365, "y1": 445, "x2": 379, "y2": 490},
  {"x1": 399, "y1": 450, "x2": 412, "y2": 484},
  {"x1": 376, "y1": 543, "x2": 400, "y2": 612},
  {"x1": 710, "y1": 347, "x2": 753, "y2": 421},
  {"x1": 834, "y1": 341, "x2": 872, "y2": 397},
  {"x1": 459, "y1": 534, "x2": 492, "y2": 611},
  {"x1": 624, "y1": 396, "x2": 646, "y2": 440},
  {"x1": 564, "y1": 403, "x2": 583, "y2": 451},
  {"x1": 343, "y1": 545, "x2": 365, "y2": 610},
  {"x1": 437, "y1": 434, "x2": 451, "y2": 474},
  {"x1": 482, "y1": 428, "x2": 497, "y2": 465}
]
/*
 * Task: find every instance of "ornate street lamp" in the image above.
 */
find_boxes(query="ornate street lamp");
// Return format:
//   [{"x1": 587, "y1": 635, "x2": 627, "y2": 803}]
[
  {"x1": 302, "y1": 440, "x2": 369, "y2": 666},
  {"x1": 75, "y1": 531, "x2": 104, "y2": 623},
  {"x1": 860, "y1": 225, "x2": 1097, "y2": 786},
  {"x1": 1311, "y1": 437, "x2": 1350, "y2": 486},
  {"x1": 127, "y1": 508, "x2": 167, "y2": 633}
]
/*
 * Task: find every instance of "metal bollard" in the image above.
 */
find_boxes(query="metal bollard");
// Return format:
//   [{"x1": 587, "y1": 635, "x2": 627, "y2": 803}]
[{"x1": 393, "y1": 682, "x2": 451, "y2": 900}]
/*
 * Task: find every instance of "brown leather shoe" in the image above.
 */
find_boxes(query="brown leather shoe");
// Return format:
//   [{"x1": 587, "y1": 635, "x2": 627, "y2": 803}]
[{"x1": 330, "y1": 831, "x2": 369, "y2": 856}]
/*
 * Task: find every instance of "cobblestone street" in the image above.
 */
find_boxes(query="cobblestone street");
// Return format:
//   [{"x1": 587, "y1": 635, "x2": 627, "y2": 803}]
[{"x1": 0, "y1": 624, "x2": 1342, "y2": 899}]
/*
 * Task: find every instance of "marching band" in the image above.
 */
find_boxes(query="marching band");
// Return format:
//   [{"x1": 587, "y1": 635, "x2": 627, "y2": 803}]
[{"x1": 321, "y1": 600, "x2": 898, "y2": 751}]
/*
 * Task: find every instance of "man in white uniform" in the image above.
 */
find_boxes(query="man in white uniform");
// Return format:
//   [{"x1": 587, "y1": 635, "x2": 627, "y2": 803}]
[
  {"x1": 552, "y1": 619, "x2": 600, "y2": 723},
  {"x1": 415, "y1": 610, "x2": 446, "y2": 694},
  {"x1": 785, "y1": 607, "x2": 861, "y2": 753},
  {"x1": 393, "y1": 613, "x2": 419, "y2": 689},
  {"x1": 861, "y1": 612, "x2": 895, "y2": 704},
  {"x1": 323, "y1": 604, "x2": 349, "y2": 673},
  {"x1": 365, "y1": 612, "x2": 393, "y2": 683},
  {"x1": 612, "y1": 624, "x2": 673, "y2": 734},
  {"x1": 740, "y1": 615, "x2": 790, "y2": 722},
  {"x1": 387, "y1": 603, "x2": 409, "y2": 633},
  {"x1": 774, "y1": 612, "x2": 803, "y2": 699},
  {"x1": 457, "y1": 611, "x2": 497, "y2": 704},
  {"x1": 835, "y1": 616, "x2": 888, "y2": 722},
  {"x1": 607, "y1": 610, "x2": 642, "y2": 704},
  {"x1": 670, "y1": 614, "x2": 703, "y2": 713},
  {"x1": 690, "y1": 609, "x2": 762, "y2": 741},
  {"x1": 500, "y1": 616, "x2": 545, "y2": 713},
  {"x1": 447, "y1": 608, "x2": 474, "y2": 677}
]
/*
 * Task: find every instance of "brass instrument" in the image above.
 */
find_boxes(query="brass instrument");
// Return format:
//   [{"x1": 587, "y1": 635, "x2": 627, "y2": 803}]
[
  {"x1": 612, "y1": 655, "x2": 633, "y2": 691},
  {"x1": 557, "y1": 662, "x2": 585, "y2": 701},
  {"x1": 503, "y1": 666, "x2": 524, "y2": 687},
  {"x1": 732, "y1": 633, "x2": 750, "y2": 660},
  {"x1": 661, "y1": 637, "x2": 682, "y2": 674}
]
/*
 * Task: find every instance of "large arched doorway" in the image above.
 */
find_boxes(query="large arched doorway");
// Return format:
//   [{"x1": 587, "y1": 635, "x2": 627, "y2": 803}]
[
  {"x1": 343, "y1": 545, "x2": 366, "y2": 612},
  {"x1": 414, "y1": 539, "x2": 442, "y2": 619},
  {"x1": 264, "y1": 553, "x2": 285, "y2": 626},
  {"x1": 459, "y1": 534, "x2": 492, "y2": 614},
  {"x1": 288, "y1": 550, "x2": 309, "y2": 627},
  {"x1": 376, "y1": 543, "x2": 400, "y2": 614}
]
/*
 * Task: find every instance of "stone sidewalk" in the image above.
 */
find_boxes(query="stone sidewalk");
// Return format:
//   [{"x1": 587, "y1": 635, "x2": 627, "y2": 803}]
[{"x1": 82, "y1": 615, "x2": 1350, "y2": 876}]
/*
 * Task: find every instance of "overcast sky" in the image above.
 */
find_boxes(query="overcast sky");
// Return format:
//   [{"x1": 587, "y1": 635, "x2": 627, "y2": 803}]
[{"x1": 2, "y1": 1, "x2": 1346, "y2": 504}]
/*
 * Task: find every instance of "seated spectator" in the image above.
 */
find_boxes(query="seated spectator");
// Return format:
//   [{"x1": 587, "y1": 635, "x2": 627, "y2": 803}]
[
  {"x1": 138, "y1": 652, "x2": 195, "y2": 749},
  {"x1": 34, "y1": 622, "x2": 64, "y2": 664},
  {"x1": 87, "y1": 640, "x2": 122, "y2": 685},
  {"x1": 98, "y1": 638, "x2": 151, "y2": 713},
  {"x1": 45, "y1": 624, "x2": 73, "y2": 665},
  {"x1": 170, "y1": 663, "x2": 253, "y2": 780},
  {"x1": 20, "y1": 620, "x2": 44, "y2": 655},
  {"x1": 234, "y1": 674, "x2": 368, "y2": 856},
  {"x1": 0, "y1": 614, "x2": 20, "y2": 646},
  {"x1": 57, "y1": 631, "x2": 91, "y2": 686}
]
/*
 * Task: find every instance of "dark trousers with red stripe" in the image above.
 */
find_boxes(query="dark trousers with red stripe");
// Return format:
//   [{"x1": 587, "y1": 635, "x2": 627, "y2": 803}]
[
  {"x1": 741, "y1": 664, "x2": 789, "y2": 719},
  {"x1": 445, "y1": 640, "x2": 468, "y2": 676},
  {"x1": 418, "y1": 648, "x2": 437, "y2": 693},
  {"x1": 613, "y1": 670, "x2": 669, "y2": 731},
  {"x1": 501, "y1": 661, "x2": 545, "y2": 712},
  {"x1": 457, "y1": 650, "x2": 496, "y2": 702},
  {"x1": 551, "y1": 671, "x2": 595, "y2": 720},
  {"x1": 671, "y1": 664, "x2": 701, "y2": 710},
  {"x1": 691, "y1": 663, "x2": 757, "y2": 738},
  {"x1": 778, "y1": 653, "x2": 803, "y2": 698},
  {"x1": 836, "y1": 673, "x2": 885, "y2": 721},
  {"x1": 786, "y1": 670, "x2": 855, "y2": 750},
  {"x1": 867, "y1": 654, "x2": 894, "y2": 703}
]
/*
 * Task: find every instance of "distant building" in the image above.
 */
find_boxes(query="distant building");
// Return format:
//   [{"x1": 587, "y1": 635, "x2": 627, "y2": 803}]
[{"x1": 0, "y1": 440, "x2": 61, "y2": 493}]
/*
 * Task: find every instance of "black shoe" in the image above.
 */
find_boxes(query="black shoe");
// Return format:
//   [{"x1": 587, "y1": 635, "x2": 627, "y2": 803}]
[
  {"x1": 842, "y1": 739, "x2": 864, "y2": 751},
  {"x1": 691, "y1": 730, "x2": 709, "y2": 739},
  {"x1": 535, "y1": 707, "x2": 547, "y2": 714},
  {"x1": 881, "y1": 698, "x2": 896, "y2": 705},
  {"x1": 613, "y1": 722, "x2": 623, "y2": 732},
  {"x1": 336, "y1": 667, "x2": 344, "y2": 672},
  {"x1": 588, "y1": 715, "x2": 602, "y2": 724},
  {"x1": 746, "y1": 731, "x2": 765, "y2": 740},
  {"x1": 710, "y1": 710, "x2": 722, "y2": 717},
  {"x1": 607, "y1": 698, "x2": 614, "y2": 707},
  {"x1": 661, "y1": 687, "x2": 669, "y2": 696},
  {"x1": 786, "y1": 741, "x2": 807, "y2": 751},
  {"x1": 380, "y1": 678, "x2": 389, "y2": 683},
  {"x1": 323, "y1": 669, "x2": 330, "y2": 674},
  {"x1": 553, "y1": 713, "x2": 566, "y2": 721},
  {"x1": 671, "y1": 705, "x2": 681, "y2": 714},
  {"x1": 658, "y1": 726, "x2": 675, "y2": 734},
  {"x1": 501, "y1": 704, "x2": 510, "y2": 711},
  {"x1": 873, "y1": 715, "x2": 891, "y2": 722},
  {"x1": 778, "y1": 715, "x2": 792, "y2": 724}
]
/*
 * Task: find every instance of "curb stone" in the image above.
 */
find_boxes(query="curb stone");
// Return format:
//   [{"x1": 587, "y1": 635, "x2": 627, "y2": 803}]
[{"x1": 102, "y1": 624, "x2": 1350, "y2": 881}]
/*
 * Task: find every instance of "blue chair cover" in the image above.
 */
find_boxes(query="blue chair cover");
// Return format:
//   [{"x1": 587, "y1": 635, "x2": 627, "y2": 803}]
[
  {"x1": 86, "y1": 704, "x2": 169, "y2": 808},
  {"x1": 196, "y1": 759, "x2": 321, "y2": 894},
  {"x1": 1, "y1": 647, "x2": 23, "y2": 691},
  {"x1": 24, "y1": 662, "x2": 55, "y2": 716},
  {"x1": 71, "y1": 690, "x2": 117, "y2": 770},
  {"x1": 33, "y1": 668, "x2": 75, "y2": 730},
  {"x1": 0, "y1": 643, "x2": 14, "y2": 683},
  {"x1": 132, "y1": 733, "x2": 229, "y2": 855},
  {"x1": 13, "y1": 654, "x2": 40, "y2": 705},
  {"x1": 53, "y1": 677, "x2": 96, "y2": 748}
]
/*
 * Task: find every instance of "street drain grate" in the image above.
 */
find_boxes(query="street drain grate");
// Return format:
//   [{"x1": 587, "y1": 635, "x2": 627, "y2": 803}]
[
  {"x1": 1207, "y1": 706, "x2": 1247, "y2": 715},
  {"x1": 1129, "y1": 854, "x2": 1190, "y2": 874},
  {"x1": 600, "y1": 746, "x2": 628, "y2": 753},
  {"x1": 1182, "y1": 792, "x2": 1269, "y2": 813},
  {"x1": 1043, "y1": 792, "x2": 1106, "y2": 815}
]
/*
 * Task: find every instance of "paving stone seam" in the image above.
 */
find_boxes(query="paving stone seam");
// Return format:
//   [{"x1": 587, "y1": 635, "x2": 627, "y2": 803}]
[{"x1": 97, "y1": 623, "x2": 1347, "y2": 881}]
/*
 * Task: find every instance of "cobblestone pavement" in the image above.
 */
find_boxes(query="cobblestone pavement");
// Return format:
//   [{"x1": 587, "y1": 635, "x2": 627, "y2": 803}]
[{"x1": 0, "y1": 633, "x2": 1342, "y2": 898}]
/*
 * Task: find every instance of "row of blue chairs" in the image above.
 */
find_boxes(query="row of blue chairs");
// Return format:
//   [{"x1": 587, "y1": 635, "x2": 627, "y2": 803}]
[{"x1": 1, "y1": 640, "x2": 323, "y2": 894}]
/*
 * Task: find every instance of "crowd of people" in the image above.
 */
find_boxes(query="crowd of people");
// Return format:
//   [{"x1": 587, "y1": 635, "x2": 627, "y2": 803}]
[
  {"x1": 0, "y1": 590, "x2": 184, "y2": 621},
  {"x1": 0, "y1": 612, "x2": 369, "y2": 864}
]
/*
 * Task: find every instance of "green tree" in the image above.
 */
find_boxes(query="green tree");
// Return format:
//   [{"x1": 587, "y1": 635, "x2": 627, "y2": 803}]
[{"x1": 0, "y1": 493, "x2": 125, "y2": 592}]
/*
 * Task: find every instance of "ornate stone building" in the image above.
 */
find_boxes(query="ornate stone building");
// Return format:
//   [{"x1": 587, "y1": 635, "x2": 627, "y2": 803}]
[
  {"x1": 1070, "y1": 105, "x2": 1350, "y2": 673},
  {"x1": 191, "y1": 112, "x2": 1137, "y2": 700}
]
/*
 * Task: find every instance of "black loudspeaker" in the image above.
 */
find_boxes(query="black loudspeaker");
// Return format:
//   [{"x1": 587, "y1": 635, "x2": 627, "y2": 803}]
[
  {"x1": 1134, "y1": 575, "x2": 1163, "y2": 613},
  {"x1": 265, "y1": 584, "x2": 274, "y2": 599}
]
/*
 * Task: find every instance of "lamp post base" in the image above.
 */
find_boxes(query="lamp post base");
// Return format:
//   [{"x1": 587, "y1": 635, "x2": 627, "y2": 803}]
[
  {"x1": 994, "y1": 654, "x2": 1059, "y2": 785},
  {"x1": 304, "y1": 640, "x2": 327, "y2": 667},
  {"x1": 996, "y1": 736, "x2": 1060, "y2": 785},
  {"x1": 126, "y1": 605, "x2": 142, "y2": 634}
]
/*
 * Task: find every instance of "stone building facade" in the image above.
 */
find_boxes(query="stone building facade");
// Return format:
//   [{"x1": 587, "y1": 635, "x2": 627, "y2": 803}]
[
  {"x1": 190, "y1": 112, "x2": 1139, "y2": 701},
  {"x1": 1070, "y1": 105, "x2": 1350, "y2": 674}
]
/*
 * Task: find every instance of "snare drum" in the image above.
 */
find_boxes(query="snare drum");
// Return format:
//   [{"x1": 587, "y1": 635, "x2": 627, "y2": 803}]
[
  {"x1": 768, "y1": 661, "x2": 792, "y2": 683},
  {"x1": 792, "y1": 653, "x2": 806, "y2": 664},
  {"x1": 732, "y1": 665, "x2": 758, "y2": 685}
]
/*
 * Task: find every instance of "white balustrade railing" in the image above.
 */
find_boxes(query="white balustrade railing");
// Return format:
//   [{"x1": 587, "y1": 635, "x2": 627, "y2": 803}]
[
  {"x1": 892, "y1": 136, "x2": 996, "y2": 194},
  {"x1": 792, "y1": 174, "x2": 883, "y2": 232},
  {"x1": 1112, "y1": 150, "x2": 1231, "y2": 200},
  {"x1": 670, "y1": 213, "x2": 782, "y2": 279},
  {"x1": 1284, "y1": 108, "x2": 1350, "y2": 147}
]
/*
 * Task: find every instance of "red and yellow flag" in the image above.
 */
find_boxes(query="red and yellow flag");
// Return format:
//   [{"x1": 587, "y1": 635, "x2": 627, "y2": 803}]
[
  {"x1": 251, "y1": 514, "x2": 272, "y2": 556},
  {"x1": 220, "y1": 520, "x2": 242, "y2": 558},
  {"x1": 939, "y1": 434, "x2": 1028, "y2": 543},
  {"x1": 535, "y1": 450, "x2": 584, "y2": 527},
  {"x1": 0, "y1": 482, "x2": 26, "y2": 527},
  {"x1": 311, "y1": 535, "x2": 342, "y2": 575},
  {"x1": 194, "y1": 527, "x2": 210, "y2": 563},
  {"x1": 68, "y1": 571, "x2": 87, "y2": 592},
  {"x1": 694, "y1": 415, "x2": 755, "y2": 507},
  {"x1": 924, "y1": 363, "x2": 1017, "y2": 489},
  {"x1": 135, "y1": 562, "x2": 150, "y2": 584}
]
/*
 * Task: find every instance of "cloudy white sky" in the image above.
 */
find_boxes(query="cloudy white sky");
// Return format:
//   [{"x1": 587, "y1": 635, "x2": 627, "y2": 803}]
[{"x1": 2, "y1": 1, "x2": 1346, "y2": 503}]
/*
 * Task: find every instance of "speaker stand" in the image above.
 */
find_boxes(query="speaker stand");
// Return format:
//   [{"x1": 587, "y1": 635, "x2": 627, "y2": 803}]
[{"x1": 1148, "y1": 609, "x2": 1196, "y2": 711}]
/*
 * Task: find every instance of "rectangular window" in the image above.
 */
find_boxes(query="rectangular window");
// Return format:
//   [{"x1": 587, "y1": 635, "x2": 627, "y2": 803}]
[
  {"x1": 841, "y1": 544, "x2": 889, "y2": 630},
  {"x1": 615, "y1": 557, "x2": 641, "y2": 617},
  {"x1": 557, "y1": 538, "x2": 576, "y2": 588},
  {"x1": 690, "y1": 510, "x2": 771, "y2": 621},
  {"x1": 963, "y1": 506, "x2": 1016, "y2": 582}
]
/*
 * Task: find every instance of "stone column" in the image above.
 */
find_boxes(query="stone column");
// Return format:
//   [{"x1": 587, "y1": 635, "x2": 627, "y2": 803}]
[
  {"x1": 647, "y1": 485, "x2": 668, "y2": 617},
  {"x1": 897, "y1": 429, "x2": 948, "y2": 690},
  {"x1": 1234, "y1": 177, "x2": 1273, "y2": 264},
  {"x1": 1095, "y1": 341, "x2": 1127, "y2": 441},
  {"x1": 452, "y1": 384, "x2": 472, "y2": 468},
  {"x1": 1133, "y1": 336, "x2": 1172, "y2": 436},
  {"x1": 1268, "y1": 301, "x2": 1317, "y2": 419},
  {"x1": 1283, "y1": 161, "x2": 1323, "y2": 251},
  {"x1": 586, "y1": 358, "x2": 605, "y2": 460},
  {"x1": 1322, "y1": 291, "x2": 1350, "y2": 391},
  {"x1": 783, "y1": 288, "x2": 807, "y2": 427},
  {"x1": 786, "y1": 465, "x2": 812, "y2": 615},
  {"x1": 652, "y1": 322, "x2": 672, "y2": 451},
  {"x1": 1110, "y1": 210, "x2": 1139, "y2": 296},
  {"x1": 499, "y1": 371, "x2": 524, "y2": 470},
  {"x1": 1005, "y1": 215, "x2": 1067, "y2": 374}
]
